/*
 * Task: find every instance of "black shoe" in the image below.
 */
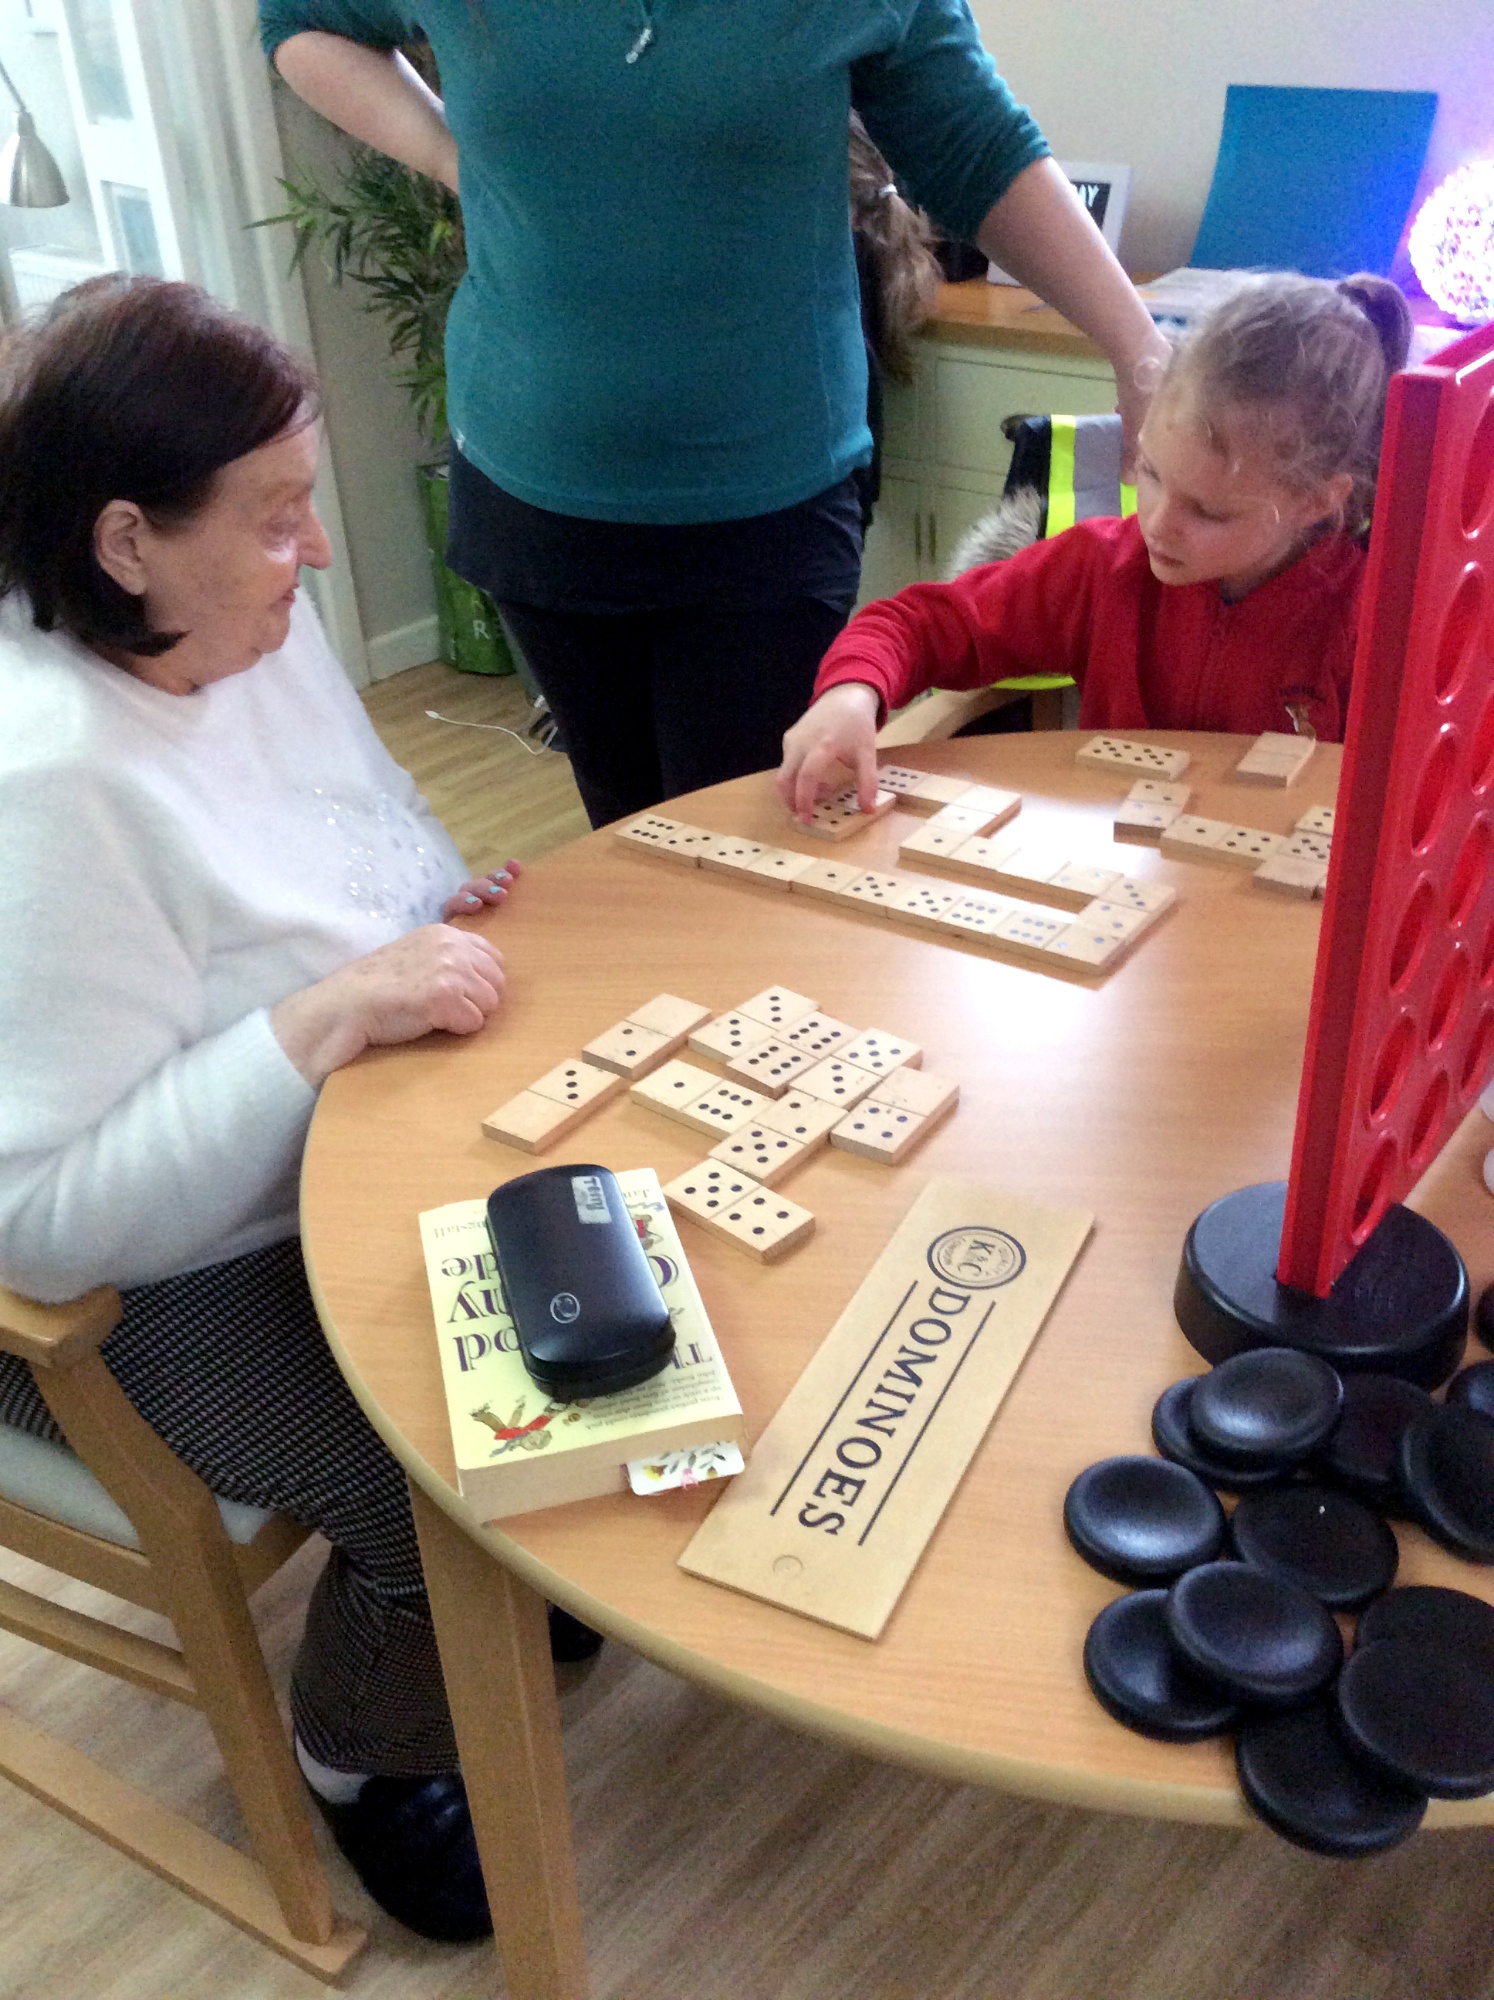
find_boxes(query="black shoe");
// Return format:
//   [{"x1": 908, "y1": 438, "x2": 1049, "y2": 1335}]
[
  {"x1": 548, "y1": 1603, "x2": 604, "y2": 1664},
  {"x1": 313, "y1": 1773, "x2": 493, "y2": 1943}
]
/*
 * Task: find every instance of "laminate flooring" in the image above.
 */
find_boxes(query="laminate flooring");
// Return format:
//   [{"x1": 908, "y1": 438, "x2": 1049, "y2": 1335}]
[{"x1": 1, "y1": 663, "x2": 1491, "y2": 1999}]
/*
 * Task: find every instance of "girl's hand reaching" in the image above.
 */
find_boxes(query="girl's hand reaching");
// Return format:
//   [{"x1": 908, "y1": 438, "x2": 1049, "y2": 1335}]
[{"x1": 776, "y1": 683, "x2": 881, "y2": 824}]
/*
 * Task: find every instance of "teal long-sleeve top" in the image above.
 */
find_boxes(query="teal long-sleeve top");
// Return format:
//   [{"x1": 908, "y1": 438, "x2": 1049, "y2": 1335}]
[{"x1": 260, "y1": 0, "x2": 1047, "y2": 524}]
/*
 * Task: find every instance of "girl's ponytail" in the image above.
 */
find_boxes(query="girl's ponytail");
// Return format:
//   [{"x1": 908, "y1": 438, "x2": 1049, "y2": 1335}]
[{"x1": 1335, "y1": 273, "x2": 1413, "y2": 380}]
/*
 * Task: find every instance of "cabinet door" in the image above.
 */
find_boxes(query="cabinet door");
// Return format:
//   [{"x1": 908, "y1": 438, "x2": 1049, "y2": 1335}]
[
  {"x1": 857, "y1": 473, "x2": 926, "y2": 606},
  {"x1": 931, "y1": 353, "x2": 1117, "y2": 484}
]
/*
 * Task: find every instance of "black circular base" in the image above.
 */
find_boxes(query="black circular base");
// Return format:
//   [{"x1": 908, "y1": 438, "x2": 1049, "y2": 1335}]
[{"x1": 1175, "y1": 1183, "x2": 1468, "y2": 1389}]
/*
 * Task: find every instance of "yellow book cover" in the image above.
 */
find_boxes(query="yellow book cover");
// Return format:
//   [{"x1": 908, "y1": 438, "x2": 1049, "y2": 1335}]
[{"x1": 421, "y1": 1168, "x2": 745, "y2": 1522}]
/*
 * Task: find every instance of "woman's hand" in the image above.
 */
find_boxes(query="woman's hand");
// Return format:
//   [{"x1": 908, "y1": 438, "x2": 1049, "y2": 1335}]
[
  {"x1": 442, "y1": 857, "x2": 522, "y2": 921},
  {"x1": 270, "y1": 926, "x2": 506, "y2": 1087},
  {"x1": 776, "y1": 683, "x2": 881, "y2": 823}
]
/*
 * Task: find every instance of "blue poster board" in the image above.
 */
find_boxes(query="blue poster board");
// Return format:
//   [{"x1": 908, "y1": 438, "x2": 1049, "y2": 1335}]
[{"x1": 1190, "y1": 85, "x2": 1437, "y2": 278}]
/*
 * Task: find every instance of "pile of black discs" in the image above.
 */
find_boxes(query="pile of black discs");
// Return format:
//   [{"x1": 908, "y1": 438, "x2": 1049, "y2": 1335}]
[{"x1": 1064, "y1": 1309, "x2": 1494, "y2": 1858}]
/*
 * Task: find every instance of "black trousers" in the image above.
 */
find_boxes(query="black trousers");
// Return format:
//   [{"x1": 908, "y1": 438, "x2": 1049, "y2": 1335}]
[{"x1": 496, "y1": 596, "x2": 855, "y2": 829}]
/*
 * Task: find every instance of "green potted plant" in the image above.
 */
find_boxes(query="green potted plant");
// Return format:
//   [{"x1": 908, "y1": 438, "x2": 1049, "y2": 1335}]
[{"x1": 261, "y1": 76, "x2": 519, "y2": 679}]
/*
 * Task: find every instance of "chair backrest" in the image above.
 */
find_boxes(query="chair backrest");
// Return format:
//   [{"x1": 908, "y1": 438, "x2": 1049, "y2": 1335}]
[
  {"x1": 0, "y1": 1281, "x2": 364, "y2": 1979},
  {"x1": 1001, "y1": 413, "x2": 1134, "y2": 538}
]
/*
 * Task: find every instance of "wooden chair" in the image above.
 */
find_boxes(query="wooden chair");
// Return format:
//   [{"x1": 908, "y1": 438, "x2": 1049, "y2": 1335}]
[{"x1": 0, "y1": 1283, "x2": 366, "y2": 1981}]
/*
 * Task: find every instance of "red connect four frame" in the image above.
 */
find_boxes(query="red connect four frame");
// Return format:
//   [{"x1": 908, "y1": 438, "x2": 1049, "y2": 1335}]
[{"x1": 1279, "y1": 324, "x2": 1494, "y2": 1297}]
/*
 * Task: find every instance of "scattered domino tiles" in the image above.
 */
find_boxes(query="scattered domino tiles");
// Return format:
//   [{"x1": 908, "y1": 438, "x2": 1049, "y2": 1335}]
[
  {"x1": 1234, "y1": 730, "x2": 1316, "y2": 787},
  {"x1": 1076, "y1": 736, "x2": 1192, "y2": 779}
]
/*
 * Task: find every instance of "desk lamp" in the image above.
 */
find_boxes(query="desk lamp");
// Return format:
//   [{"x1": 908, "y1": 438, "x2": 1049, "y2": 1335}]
[{"x1": 0, "y1": 57, "x2": 68, "y2": 208}]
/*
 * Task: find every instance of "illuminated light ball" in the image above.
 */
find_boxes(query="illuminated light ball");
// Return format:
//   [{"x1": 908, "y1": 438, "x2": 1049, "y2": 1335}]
[{"x1": 1409, "y1": 161, "x2": 1494, "y2": 326}]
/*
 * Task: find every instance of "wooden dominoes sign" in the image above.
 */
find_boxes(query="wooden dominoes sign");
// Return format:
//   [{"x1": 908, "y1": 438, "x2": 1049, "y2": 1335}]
[{"x1": 679, "y1": 1178, "x2": 1093, "y2": 1638}]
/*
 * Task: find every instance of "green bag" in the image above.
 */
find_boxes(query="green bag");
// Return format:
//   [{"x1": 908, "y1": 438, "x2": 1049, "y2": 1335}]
[{"x1": 417, "y1": 463, "x2": 517, "y2": 678}]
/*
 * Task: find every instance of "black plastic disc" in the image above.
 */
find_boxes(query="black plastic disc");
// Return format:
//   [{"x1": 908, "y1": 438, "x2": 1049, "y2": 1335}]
[
  {"x1": 1189, "y1": 1348, "x2": 1344, "y2": 1469},
  {"x1": 1315, "y1": 1371, "x2": 1433, "y2": 1511},
  {"x1": 1447, "y1": 1360, "x2": 1494, "y2": 1421},
  {"x1": 1337, "y1": 1638, "x2": 1494, "y2": 1799},
  {"x1": 1236, "y1": 1699, "x2": 1427, "y2": 1857},
  {"x1": 1229, "y1": 1484, "x2": 1398, "y2": 1611},
  {"x1": 1064, "y1": 1457, "x2": 1226, "y2": 1585},
  {"x1": 1476, "y1": 1281, "x2": 1494, "y2": 1353},
  {"x1": 1166, "y1": 1561, "x2": 1343, "y2": 1707},
  {"x1": 1151, "y1": 1379, "x2": 1294, "y2": 1491},
  {"x1": 1175, "y1": 1182, "x2": 1468, "y2": 1388},
  {"x1": 1356, "y1": 1586, "x2": 1494, "y2": 1680},
  {"x1": 1397, "y1": 1403, "x2": 1494, "y2": 1562},
  {"x1": 1083, "y1": 1590, "x2": 1241, "y2": 1742}
]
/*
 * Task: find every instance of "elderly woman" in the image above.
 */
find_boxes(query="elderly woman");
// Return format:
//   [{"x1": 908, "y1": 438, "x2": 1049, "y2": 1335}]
[{"x1": 0, "y1": 274, "x2": 535, "y2": 1943}]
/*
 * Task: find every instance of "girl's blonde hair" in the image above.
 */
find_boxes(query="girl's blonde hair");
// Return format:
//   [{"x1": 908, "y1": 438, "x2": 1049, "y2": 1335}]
[
  {"x1": 1162, "y1": 272, "x2": 1413, "y2": 533},
  {"x1": 849, "y1": 113, "x2": 941, "y2": 383}
]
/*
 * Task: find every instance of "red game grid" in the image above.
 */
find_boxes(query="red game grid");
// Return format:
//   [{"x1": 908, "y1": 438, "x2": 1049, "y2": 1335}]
[{"x1": 1279, "y1": 323, "x2": 1494, "y2": 1297}]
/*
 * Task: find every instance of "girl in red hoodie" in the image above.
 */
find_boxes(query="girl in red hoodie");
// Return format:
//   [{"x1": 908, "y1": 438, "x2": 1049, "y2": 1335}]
[{"x1": 778, "y1": 271, "x2": 1410, "y2": 820}]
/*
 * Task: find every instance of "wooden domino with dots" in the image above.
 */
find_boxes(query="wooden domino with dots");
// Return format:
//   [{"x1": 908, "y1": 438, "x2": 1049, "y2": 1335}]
[
  {"x1": 793, "y1": 1056, "x2": 881, "y2": 1108},
  {"x1": 1234, "y1": 730, "x2": 1316, "y2": 787},
  {"x1": 1253, "y1": 853, "x2": 1328, "y2": 900},
  {"x1": 584, "y1": 994, "x2": 712, "y2": 1077},
  {"x1": 787, "y1": 856, "x2": 867, "y2": 903},
  {"x1": 688, "y1": 1012, "x2": 774, "y2": 1063},
  {"x1": 742, "y1": 847, "x2": 818, "y2": 890},
  {"x1": 629, "y1": 1058, "x2": 718, "y2": 1121},
  {"x1": 736, "y1": 986, "x2": 818, "y2": 1032},
  {"x1": 836, "y1": 1030, "x2": 922, "y2": 1075},
  {"x1": 829, "y1": 1093, "x2": 952, "y2": 1164},
  {"x1": 752, "y1": 1090, "x2": 844, "y2": 1151},
  {"x1": 1076, "y1": 736, "x2": 1191, "y2": 779},
  {"x1": 707, "y1": 1124, "x2": 811, "y2": 1186},
  {"x1": 663, "y1": 1166, "x2": 815, "y2": 1262},
  {"x1": 481, "y1": 1089, "x2": 594, "y2": 1154},
  {"x1": 779, "y1": 1011, "x2": 857, "y2": 1060},
  {"x1": 725, "y1": 1038, "x2": 816, "y2": 1098},
  {"x1": 801, "y1": 786, "x2": 897, "y2": 840}
]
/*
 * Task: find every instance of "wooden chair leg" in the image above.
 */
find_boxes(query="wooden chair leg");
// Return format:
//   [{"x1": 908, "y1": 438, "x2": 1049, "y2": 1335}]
[
  {"x1": 34, "y1": 1356, "x2": 347, "y2": 1956},
  {"x1": 411, "y1": 1479, "x2": 589, "y2": 2000}
]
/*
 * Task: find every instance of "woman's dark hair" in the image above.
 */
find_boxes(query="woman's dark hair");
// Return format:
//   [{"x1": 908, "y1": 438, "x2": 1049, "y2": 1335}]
[{"x1": 0, "y1": 274, "x2": 318, "y2": 655}]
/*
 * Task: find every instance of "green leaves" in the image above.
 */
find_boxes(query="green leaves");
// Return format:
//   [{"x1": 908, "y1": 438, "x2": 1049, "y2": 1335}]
[{"x1": 256, "y1": 145, "x2": 465, "y2": 447}]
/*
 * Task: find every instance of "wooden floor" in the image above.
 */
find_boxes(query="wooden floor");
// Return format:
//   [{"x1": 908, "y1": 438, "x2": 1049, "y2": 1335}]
[{"x1": 1, "y1": 662, "x2": 1491, "y2": 1999}]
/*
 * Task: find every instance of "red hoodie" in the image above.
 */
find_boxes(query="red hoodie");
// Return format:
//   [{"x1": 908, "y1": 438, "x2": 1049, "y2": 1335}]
[{"x1": 818, "y1": 514, "x2": 1365, "y2": 742}]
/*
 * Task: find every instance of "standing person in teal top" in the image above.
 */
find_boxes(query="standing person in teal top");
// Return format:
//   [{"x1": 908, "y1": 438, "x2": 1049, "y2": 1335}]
[{"x1": 261, "y1": 2, "x2": 1167, "y2": 830}]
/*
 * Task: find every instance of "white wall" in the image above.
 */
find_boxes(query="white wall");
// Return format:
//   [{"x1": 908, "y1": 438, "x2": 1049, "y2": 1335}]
[
  {"x1": 268, "y1": 85, "x2": 439, "y2": 680},
  {"x1": 974, "y1": 0, "x2": 1494, "y2": 282}
]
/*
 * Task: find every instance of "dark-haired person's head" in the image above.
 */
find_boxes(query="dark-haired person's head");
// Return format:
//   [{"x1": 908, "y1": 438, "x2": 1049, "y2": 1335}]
[{"x1": 0, "y1": 274, "x2": 327, "y2": 693}]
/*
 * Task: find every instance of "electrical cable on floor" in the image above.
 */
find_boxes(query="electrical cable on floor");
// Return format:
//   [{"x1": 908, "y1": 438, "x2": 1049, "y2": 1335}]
[{"x1": 424, "y1": 708, "x2": 555, "y2": 755}]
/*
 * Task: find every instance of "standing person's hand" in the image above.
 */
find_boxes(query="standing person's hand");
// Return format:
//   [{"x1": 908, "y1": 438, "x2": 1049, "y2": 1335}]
[
  {"x1": 270, "y1": 926, "x2": 506, "y2": 1087},
  {"x1": 776, "y1": 683, "x2": 881, "y2": 823}
]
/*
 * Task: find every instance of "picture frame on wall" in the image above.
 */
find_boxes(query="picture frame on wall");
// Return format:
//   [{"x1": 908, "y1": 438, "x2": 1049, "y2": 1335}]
[{"x1": 987, "y1": 161, "x2": 1133, "y2": 283}]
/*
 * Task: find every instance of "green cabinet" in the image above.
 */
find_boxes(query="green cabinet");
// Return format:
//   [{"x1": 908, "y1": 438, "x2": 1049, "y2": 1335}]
[{"x1": 861, "y1": 339, "x2": 1117, "y2": 603}]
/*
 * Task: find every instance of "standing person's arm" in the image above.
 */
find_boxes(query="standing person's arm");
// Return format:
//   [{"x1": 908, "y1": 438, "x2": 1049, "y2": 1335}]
[
  {"x1": 973, "y1": 160, "x2": 1169, "y2": 471},
  {"x1": 854, "y1": 0, "x2": 1168, "y2": 470},
  {"x1": 260, "y1": 2, "x2": 457, "y2": 191}
]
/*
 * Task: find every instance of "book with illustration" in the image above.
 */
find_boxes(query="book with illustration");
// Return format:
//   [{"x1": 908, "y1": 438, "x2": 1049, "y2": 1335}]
[{"x1": 420, "y1": 1169, "x2": 745, "y2": 1522}]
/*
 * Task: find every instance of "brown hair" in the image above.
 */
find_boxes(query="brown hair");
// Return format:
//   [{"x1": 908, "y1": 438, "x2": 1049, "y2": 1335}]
[
  {"x1": 0, "y1": 275, "x2": 318, "y2": 656},
  {"x1": 849, "y1": 113, "x2": 941, "y2": 383},
  {"x1": 1162, "y1": 271, "x2": 1413, "y2": 533}
]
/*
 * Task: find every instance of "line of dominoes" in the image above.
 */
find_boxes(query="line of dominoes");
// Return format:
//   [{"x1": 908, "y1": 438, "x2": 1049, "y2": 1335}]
[
  {"x1": 1111, "y1": 775, "x2": 1334, "y2": 901},
  {"x1": 615, "y1": 818, "x2": 1175, "y2": 978}
]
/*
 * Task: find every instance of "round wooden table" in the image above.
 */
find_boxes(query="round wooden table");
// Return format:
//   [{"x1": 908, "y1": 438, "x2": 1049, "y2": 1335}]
[{"x1": 302, "y1": 732, "x2": 1494, "y2": 2000}]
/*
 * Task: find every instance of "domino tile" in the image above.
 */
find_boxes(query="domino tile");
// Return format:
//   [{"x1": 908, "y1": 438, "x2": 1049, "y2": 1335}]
[
  {"x1": 836, "y1": 1030, "x2": 922, "y2": 1075},
  {"x1": 1113, "y1": 801, "x2": 1182, "y2": 845},
  {"x1": 743, "y1": 846, "x2": 819, "y2": 890},
  {"x1": 1125, "y1": 779, "x2": 1192, "y2": 809},
  {"x1": 707, "y1": 1124, "x2": 811, "y2": 1187},
  {"x1": 1076, "y1": 736, "x2": 1192, "y2": 779},
  {"x1": 875, "y1": 1067, "x2": 960, "y2": 1119},
  {"x1": 792, "y1": 1056, "x2": 883, "y2": 1108},
  {"x1": 830, "y1": 1094, "x2": 953, "y2": 1164},
  {"x1": 627, "y1": 994, "x2": 714, "y2": 1045},
  {"x1": 688, "y1": 1011, "x2": 774, "y2": 1062},
  {"x1": 779, "y1": 1012, "x2": 858, "y2": 1060},
  {"x1": 629, "y1": 1058, "x2": 718, "y2": 1118},
  {"x1": 671, "y1": 1080, "x2": 774, "y2": 1137},
  {"x1": 786, "y1": 856, "x2": 868, "y2": 903},
  {"x1": 836, "y1": 870, "x2": 918, "y2": 915},
  {"x1": 527, "y1": 1060, "x2": 625, "y2": 1112},
  {"x1": 1253, "y1": 854, "x2": 1328, "y2": 900},
  {"x1": 725, "y1": 1038, "x2": 816, "y2": 1098},
  {"x1": 803, "y1": 786, "x2": 897, "y2": 840},
  {"x1": 1159, "y1": 814, "x2": 1234, "y2": 859},
  {"x1": 736, "y1": 986, "x2": 819, "y2": 1031},
  {"x1": 480, "y1": 1089, "x2": 591, "y2": 1154},
  {"x1": 664, "y1": 1172, "x2": 816, "y2": 1263},
  {"x1": 699, "y1": 835, "x2": 770, "y2": 877},
  {"x1": 1294, "y1": 805, "x2": 1336, "y2": 838},
  {"x1": 582, "y1": 1018, "x2": 674, "y2": 1077},
  {"x1": 1211, "y1": 826, "x2": 1289, "y2": 868},
  {"x1": 751, "y1": 1090, "x2": 844, "y2": 1149}
]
